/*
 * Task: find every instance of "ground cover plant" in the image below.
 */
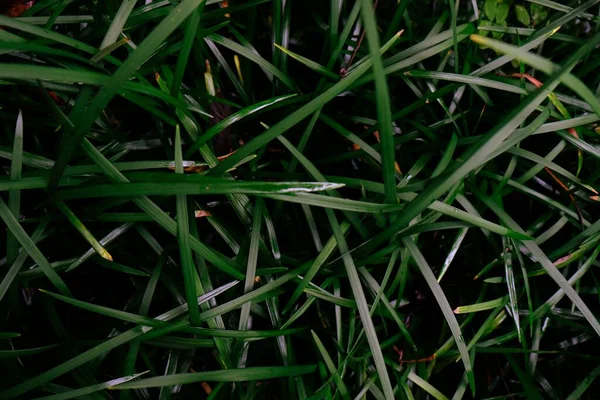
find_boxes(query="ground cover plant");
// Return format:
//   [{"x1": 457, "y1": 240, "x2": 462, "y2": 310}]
[{"x1": 1, "y1": 0, "x2": 600, "y2": 398}]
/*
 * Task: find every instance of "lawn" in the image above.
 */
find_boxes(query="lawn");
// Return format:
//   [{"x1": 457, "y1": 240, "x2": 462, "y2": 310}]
[{"x1": 1, "y1": 0, "x2": 600, "y2": 398}]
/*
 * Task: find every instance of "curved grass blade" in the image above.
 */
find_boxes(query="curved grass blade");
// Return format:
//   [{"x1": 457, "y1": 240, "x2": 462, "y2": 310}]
[{"x1": 0, "y1": 342, "x2": 63, "y2": 359}]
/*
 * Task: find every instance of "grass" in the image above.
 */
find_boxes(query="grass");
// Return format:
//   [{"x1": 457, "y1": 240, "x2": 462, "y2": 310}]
[{"x1": 1, "y1": 0, "x2": 600, "y2": 399}]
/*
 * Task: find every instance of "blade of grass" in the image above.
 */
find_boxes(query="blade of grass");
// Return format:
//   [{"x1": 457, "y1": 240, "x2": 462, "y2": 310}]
[
  {"x1": 100, "y1": 0, "x2": 137, "y2": 50},
  {"x1": 311, "y1": 331, "x2": 351, "y2": 400},
  {"x1": 55, "y1": 201, "x2": 113, "y2": 261},
  {"x1": 175, "y1": 126, "x2": 201, "y2": 326},
  {"x1": 358, "y1": 0, "x2": 396, "y2": 204},
  {"x1": 7, "y1": 110, "x2": 23, "y2": 266},
  {"x1": 238, "y1": 199, "x2": 263, "y2": 331},
  {"x1": 110, "y1": 365, "x2": 317, "y2": 389}
]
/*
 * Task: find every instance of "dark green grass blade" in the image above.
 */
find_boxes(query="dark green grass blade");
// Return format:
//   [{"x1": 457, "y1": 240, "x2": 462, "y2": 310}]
[
  {"x1": 110, "y1": 366, "x2": 317, "y2": 389},
  {"x1": 358, "y1": 0, "x2": 397, "y2": 204},
  {"x1": 7, "y1": 110, "x2": 23, "y2": 265},
  {"x1": 175, "y1": 126, "x2": 201, "y2": 325}
]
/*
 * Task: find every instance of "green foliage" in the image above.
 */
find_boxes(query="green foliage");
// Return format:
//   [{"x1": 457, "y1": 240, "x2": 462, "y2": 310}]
[{"x1": 1, "y1": 0, "x2": 600, "y2": 399}]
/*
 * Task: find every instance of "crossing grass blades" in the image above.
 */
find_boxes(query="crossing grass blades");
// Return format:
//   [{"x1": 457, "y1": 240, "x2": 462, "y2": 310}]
[{"x1": 1, "y1": 0, "x2": 600, "y2": 398}]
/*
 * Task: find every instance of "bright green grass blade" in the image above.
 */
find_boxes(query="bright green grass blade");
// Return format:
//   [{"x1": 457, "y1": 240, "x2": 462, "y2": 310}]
[
  {"x1": 100, "y1": 0, "x2": 137, "y2": 50},
  {"x1": 32, "y1": 372, "x2": 148, "y2": 400},
  {"x1": 0, "y1": 281, "x2": 237, "y2": 398},
  {"x1": 7, "y1": 110, "x2": 23, "y2": 266},
  {"x1": 208, "y1": 31, "x2": 404, "y2": 176},
  {"x1": 0, "y1": 198, "x2": 70, "y2": 297},
  {"x1": 48, "y1": 0, "x2": 208, "y2": 190},
  {"x1": 403, "y1": 237, "x2": 475, "y2": 394},
  {"x1": 358, "y1": 0, "x2": 397, "y2": 204},
  {"x1": 110, "y1": 365, "x2": 317, "y2": 389},
  {"x1": 175, "y1": 126, "x2": 201, "y2": 325},
  {"x1": 55, "y1": 201, "x2": 113, "y2": 261},
  {"x1": 454, "y1": 297, "x2": 507, "y2": 314}
]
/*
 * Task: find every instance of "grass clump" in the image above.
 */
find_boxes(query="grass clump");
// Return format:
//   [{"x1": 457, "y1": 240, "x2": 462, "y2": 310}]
[{"x1": 1, "y1": 0, "x2": 600, "y2": 398}]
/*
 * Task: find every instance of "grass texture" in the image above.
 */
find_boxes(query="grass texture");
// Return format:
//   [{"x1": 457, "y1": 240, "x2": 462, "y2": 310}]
[{"x1": 1, "y1": 0, "x2": 600, "y2": 398}]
